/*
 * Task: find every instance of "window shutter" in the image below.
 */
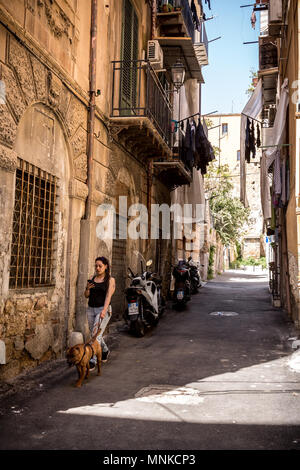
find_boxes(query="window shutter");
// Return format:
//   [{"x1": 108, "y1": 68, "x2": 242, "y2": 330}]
[{"x1": 120, "y1": 0, "x2": 139, "y2": 113}]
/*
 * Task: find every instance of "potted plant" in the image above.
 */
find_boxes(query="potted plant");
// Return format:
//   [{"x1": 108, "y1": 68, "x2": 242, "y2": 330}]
[{"x1": 161, "y1": 1, "x2": 174, "y2": 12}]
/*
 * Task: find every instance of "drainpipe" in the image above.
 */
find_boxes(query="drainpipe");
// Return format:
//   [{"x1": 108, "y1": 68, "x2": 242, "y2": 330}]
[
  {"x1": 146, "y1": 0, "x2": 157, "y2": 253},
  {"x1": 75, "y1": 0, "x2": 98, "y2": 340},
  {"x1": 85, "y1": 0, "x2": 98, "y2": 220},
  {"x1": 296, "y1": 116, "x2": 300, "y2": 327},
  {"x1": 147, "y1": 159, "x2": 153, "y2": 246}
]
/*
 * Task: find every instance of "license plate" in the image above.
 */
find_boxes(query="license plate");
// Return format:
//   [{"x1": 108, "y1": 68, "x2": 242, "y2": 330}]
[
  {"x1": 128, "y1": 302, "x2": 139, "y2": 315},
  {"x1": 177, "y1": 290, "x2": 184, "y2": 300}
]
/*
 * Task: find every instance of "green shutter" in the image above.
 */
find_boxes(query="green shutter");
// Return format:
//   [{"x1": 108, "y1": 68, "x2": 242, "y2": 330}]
[{"x1": 120, "y1": 0, "x2": 139, "y2": 114}]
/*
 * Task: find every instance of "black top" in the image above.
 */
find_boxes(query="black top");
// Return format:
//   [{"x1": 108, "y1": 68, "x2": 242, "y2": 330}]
[{"x1": 88, "y1": 276, "x2": 107, "y2": 308}]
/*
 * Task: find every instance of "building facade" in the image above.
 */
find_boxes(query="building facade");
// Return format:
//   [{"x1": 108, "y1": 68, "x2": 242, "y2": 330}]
[
  {"x1": 241, "y1": 0, "x2": 300, "y2": 327},
  {"x1": 0, "y1": 0, "x2": 210, "y2": 380},
  {"x1": 209, "y1": 113, "x2": 264, "y2": 259}
]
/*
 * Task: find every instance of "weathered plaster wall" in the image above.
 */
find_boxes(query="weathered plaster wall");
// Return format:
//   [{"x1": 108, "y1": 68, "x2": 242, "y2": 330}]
[{"x1": 279, "y1": 0, "x2": 300, "y2": 325}]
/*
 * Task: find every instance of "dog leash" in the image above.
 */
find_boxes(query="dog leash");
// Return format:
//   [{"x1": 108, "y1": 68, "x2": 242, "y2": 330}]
[
  {"x1": 76, "y1": 344, "x2": 87, "y2": 365},
  {"x1": 82, "y1": 328, "x2": 101, "y2": 357}
]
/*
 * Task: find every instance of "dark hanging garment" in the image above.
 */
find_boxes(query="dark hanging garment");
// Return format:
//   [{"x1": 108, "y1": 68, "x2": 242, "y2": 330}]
[
  {"x1": 208, "y1": 143, "x2": 215, "y2": 162},
  {"x1": 195, "y1": 120, "x2": 208, "y2": 173},
  {"x1": 256, "y1": 123, "x2": 261, "y2": 148},
  {"x1": 191, "y1": 119, "x2": 196, "y2": 153},
  {"x1": 179, "y1": 130, "x2": 185, "y2": 163},
  {"x1": 191, "y1": 0, "x2": 201, "y2": 31},
  {"x1": 251, "y1": 9, "x2": 256, "y2": 29},
  {"x1": 195, "y1": 120, "x2": 206, "y2": 153},
  {"x1": 250, "y1": 119, "x2": 256, "y2": 159},
  {"x1": 184, "y1": 121, "x2": 194, "y2": 170},
  {"x1": 245, "y1": 117, "x2": 251, "y2": 163},
  {"x1": 205, "y1": 0, "x2": 211, "y2": 10}
]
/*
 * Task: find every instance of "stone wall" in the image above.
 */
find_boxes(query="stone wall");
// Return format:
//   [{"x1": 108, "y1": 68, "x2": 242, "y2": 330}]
[{"x1": 0, "y1": 1, "x2": 177, "y2": 381}]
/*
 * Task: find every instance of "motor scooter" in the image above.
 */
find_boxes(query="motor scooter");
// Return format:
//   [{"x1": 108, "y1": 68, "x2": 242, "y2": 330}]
[
  {"x1": 172, "y1": 259, "x2": 191, "y2": 309},
  {"x1": 123, "y1": 260, "x2": 164, "y2": 337},
  {"x1": 188, "y1": 256, "x2": 201, "y2": 294}
]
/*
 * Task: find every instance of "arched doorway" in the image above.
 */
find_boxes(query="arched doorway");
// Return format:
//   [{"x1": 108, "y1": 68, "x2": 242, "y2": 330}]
[{"x1": 11, "y1": 103, "x2": 72, "y2": 352}]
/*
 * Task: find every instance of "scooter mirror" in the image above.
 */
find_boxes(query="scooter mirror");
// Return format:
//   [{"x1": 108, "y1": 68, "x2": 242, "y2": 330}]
[{"x1": 128, "y1": 267, "x2": 135, "y2": 277}]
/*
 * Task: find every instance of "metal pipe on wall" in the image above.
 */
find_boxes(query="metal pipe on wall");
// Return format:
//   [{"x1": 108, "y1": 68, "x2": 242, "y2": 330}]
[
  {"x1": 85, "y1": 0, "x2": 98, "y2": 220},
  {"x1": 146, "y1": 0, "x2": 157, "y2": 250},
  {"x1": 75, "y1": 0, "x2": 98, "y2": 339}
]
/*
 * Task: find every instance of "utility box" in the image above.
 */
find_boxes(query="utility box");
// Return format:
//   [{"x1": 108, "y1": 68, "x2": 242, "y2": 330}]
[
  {"x1": 147, "y1": 40, "x2": 164, "y2": 70},
  {"x1": 0, "y1": 340, "x2": 6, "y2": 364}
]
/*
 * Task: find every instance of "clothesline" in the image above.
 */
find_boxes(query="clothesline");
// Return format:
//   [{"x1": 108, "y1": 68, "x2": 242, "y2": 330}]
[
  {"x1": 177, "y1": 112, "x2": 201, "y2": 124},
  {"x1": 177, "y1": 110, "x2": 218, "y2": 125},
  {"x1": 241, "y1": 112, "x2": 262, "y2": 125}
]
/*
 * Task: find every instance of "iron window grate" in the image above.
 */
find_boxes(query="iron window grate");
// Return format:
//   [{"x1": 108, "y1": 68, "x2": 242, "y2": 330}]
[{"x1": 9, "y1": 159, "x2": 58, "y2": 289}]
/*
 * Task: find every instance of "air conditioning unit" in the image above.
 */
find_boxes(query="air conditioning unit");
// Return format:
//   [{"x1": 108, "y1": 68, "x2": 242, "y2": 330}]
[{"x1": 147, "y1": 40, "x2": 164, "y2": 70}]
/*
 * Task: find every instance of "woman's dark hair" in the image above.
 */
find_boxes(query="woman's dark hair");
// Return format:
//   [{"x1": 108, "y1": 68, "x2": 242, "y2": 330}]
[{"x1": 95, "y1": 256, "x2": 110, "y2": 290}]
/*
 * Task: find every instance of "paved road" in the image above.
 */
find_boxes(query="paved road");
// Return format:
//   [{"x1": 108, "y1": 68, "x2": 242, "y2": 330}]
[{"x1": 1, "y1": 270, "x2": 300, "y2": 451}]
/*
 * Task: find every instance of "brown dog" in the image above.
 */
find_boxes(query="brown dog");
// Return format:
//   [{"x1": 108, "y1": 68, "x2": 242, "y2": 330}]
[{"x1": 66, "y1": 338, "x2": 102, "y2": 388}]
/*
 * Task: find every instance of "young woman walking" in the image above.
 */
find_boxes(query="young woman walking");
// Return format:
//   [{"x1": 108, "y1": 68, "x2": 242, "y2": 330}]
[{"x1": 84, "y1": 256, "x2": 115, "y2": 368}]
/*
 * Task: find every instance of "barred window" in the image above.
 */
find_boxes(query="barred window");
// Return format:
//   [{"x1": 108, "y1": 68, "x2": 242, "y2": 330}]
[{"x1": 9, "y1": 159, "x2": 58, "y2": 289}]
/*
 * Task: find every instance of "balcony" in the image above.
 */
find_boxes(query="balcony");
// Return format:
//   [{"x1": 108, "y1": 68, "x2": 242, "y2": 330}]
[
  {"x1": 110, "y1": 60, "x2": 172, "y2": 157},
  {"x1": 110, "y1": 59, "x2": 192, "y2": 187},
  {"x1": 258, "y1": 35, "x2": 278, "y2": 108},
  {"x1": 155, "y1": 0, "x2": 208, "y2": 83}
]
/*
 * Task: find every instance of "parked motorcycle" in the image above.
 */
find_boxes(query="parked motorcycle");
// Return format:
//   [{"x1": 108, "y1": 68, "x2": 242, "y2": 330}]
[
  {"x1": 172, "y1": 259, "x2": 191, "y2": 309},
  {"x1": 187, "y1": 256, "x2": 201, "y2": 294},
  {"x1": 123, "y1": 260, "x2": 165, "y2": 337}
]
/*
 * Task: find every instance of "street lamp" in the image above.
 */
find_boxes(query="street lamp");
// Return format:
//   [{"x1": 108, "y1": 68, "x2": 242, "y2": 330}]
[{"x1": 171, "y1": 60, "x2": 185, "y2": 92}]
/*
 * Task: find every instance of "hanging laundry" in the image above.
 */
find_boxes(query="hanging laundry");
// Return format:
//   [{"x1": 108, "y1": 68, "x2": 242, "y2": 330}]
[
  {"x1": 191, "y1": 119, "x2": 196, "y2": 153},
  {"x1": 273, "y1": 150, "x2": 281, "y2": 196},
  {"x1": 250, "y1": 119, "x2": 256, "y2": 159},
  {"x1": 178, "y1": 129, "x2": 185, "y2": 163},
  {"x1": 191, "y1": 0, "x2": 201, "y2": 31},
  {"x1": 256, "y1": 123, "x2": 261, "y2": 148},
  {"x1": 245, "y1": 117, "x2": 251, "y2": 163},
  {"x1": 205, "y1": 0, "x2": 211, "y2": 10},
  {"x1": 195, "y1": 119, "x2": 210, "y2": 174},
  {"x1": 208, "y1": 142, "x2": 215, "y2": 162},
  {"x1": 171, "y1": 120, "x2": 178, "y2": 133},
  {"x1": 251, "y1": 9, "x2": 256, "y2": 29},
  {"x1": 184, "y1": 120, "x2": 194, "y2": 170},
  {"x1": 280, "y1": 160, "x2": 286, "y2": 207}
]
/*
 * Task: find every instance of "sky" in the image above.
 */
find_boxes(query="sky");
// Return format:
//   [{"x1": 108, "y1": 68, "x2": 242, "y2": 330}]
[{"x1": 201, "y1": 0, "x2": 260, "y2": 115}]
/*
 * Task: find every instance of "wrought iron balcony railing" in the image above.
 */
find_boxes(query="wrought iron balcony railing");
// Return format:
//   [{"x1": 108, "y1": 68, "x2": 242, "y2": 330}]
[
  {"x1": 157, "y1": 0, "x2": 196, "y2": 41},
  {"x1": 156, "y1": 1, "x2": 208, "y2": 67},
  {"x1": 111, "y1": 60, "x2": 172, "y2": 148}
]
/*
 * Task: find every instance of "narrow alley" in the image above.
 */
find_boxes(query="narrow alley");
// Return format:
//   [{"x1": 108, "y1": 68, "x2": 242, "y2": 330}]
[{"x1": 0, "y1": 270, "x2": 299, "y2": 452}]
